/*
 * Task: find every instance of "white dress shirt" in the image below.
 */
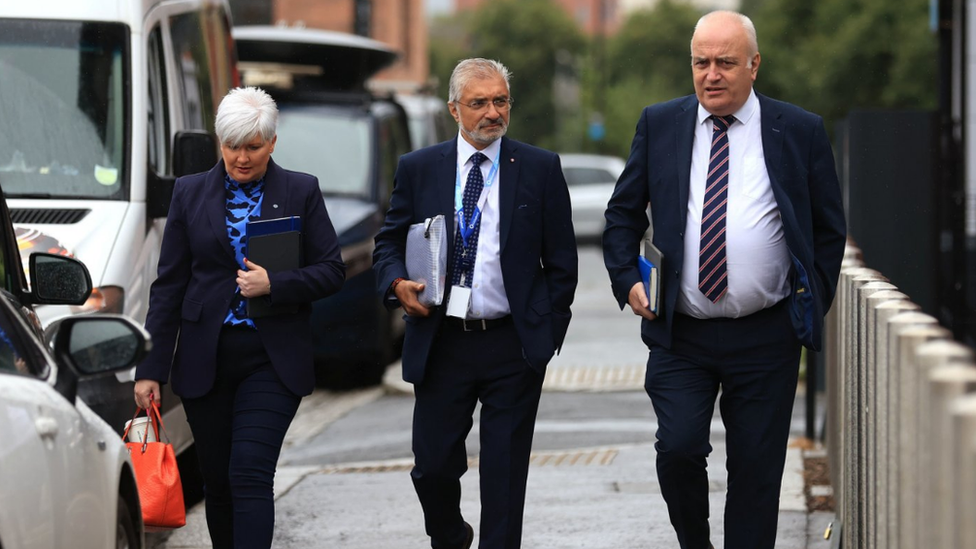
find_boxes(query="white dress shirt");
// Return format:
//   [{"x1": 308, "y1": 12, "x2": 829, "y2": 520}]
[
  {"x1": 455, "y1": 134, "x2": 511, "y2": 320},
  {"x1": 675, "y1": 89, "x2": 791, "y2": 319}
]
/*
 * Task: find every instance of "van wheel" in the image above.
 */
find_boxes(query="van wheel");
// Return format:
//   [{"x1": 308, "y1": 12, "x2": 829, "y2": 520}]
[{"x1": 116, "y1": 497, "x2": 139, "y2": 549}]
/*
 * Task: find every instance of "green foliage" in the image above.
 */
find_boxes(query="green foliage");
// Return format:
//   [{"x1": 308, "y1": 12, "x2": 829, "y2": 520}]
[
  {"x1": 594, "y1": 0, "x2": 702, "y2": 156},
  {"x1": 749, "y1": 0, "x2": 937, "y2": 127},
  {"x1": 428, "y1": 11, "x2": 474, "y2": 99},
  {"x1": 468, "y1": 0, "x2": 586, "y2": 149},
  {"x1": 426, "y1": 0, "x2": 937, "y2": 155},
  {"x1": 427, "y1": 0, "x2": 585, "y2": 150},
  {"x1": 606, "y1": 0, "x2": 701, "y2": 95}
]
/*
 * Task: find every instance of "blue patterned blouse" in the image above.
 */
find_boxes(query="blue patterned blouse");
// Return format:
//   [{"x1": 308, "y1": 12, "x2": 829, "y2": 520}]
[{"x1": 223, "y1": 174, "x2": 265, "y2": 327}]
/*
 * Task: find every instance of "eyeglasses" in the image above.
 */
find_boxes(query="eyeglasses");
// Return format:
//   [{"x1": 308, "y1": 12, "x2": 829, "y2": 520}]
[{"x1": 455, "y1": 97, "x2": 514, "y2": 112}]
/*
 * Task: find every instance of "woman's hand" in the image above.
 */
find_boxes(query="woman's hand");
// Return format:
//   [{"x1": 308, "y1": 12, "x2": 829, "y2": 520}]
[
  {"x1": 238, "y1": 258, "x2": 271, "y2": 298},
  {"x1": 134, "y1": 379, "x2": 160, "y2": 410}
]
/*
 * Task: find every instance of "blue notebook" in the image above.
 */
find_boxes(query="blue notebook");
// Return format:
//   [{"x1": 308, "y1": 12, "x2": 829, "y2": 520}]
[
  {"x1": 638, "y1": 238, "x2": 663, "y2": 315},
  {"x1": 245, "y1": 216, "x2": 303, "y2": 318},
  {"x1": 246, "y1": 216, "x2": 302, "y2": 238}
]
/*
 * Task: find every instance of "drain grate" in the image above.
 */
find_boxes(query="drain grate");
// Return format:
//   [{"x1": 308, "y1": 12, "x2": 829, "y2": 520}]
[
  {"x1": 319, "y1": 448, "x2": 620, "y2": 475},
  {"x1": 543, "y1": 364, "x2": 644, "y2": 392}
]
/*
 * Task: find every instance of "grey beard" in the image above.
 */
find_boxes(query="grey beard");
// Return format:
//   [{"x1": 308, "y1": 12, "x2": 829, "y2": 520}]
[{"x1": 459, "y1": 118, "x2": 507, "y2": 146}]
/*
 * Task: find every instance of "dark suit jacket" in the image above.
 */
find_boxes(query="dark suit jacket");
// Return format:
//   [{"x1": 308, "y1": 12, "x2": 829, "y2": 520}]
[
  {"x1": 373, "y1": 137, "x2": 578, "y2": 384},
  {"x1": 603, "y1": 93, "x2": 847, "y2": 351},
  {"x1": 137, "y1": 159, "x2": 345, "y2": 398}
]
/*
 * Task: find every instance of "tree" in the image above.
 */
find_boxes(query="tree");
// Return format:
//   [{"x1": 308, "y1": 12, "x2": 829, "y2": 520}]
[
  {"x1": 749, "y1": 0, "x2": 937, "y2": 127},
  {"x1": 466, "y1": 0, "x2": 586, "y2": 150},
  {"x1": 595, "y1": 0, "x2": 703, "y2": 156},
  {"x1": 428, "y1": 11, "x2": 475, "y2": 99},
  {"x1": 427, "y1": 1, "x2": 585, "y2": 149}
]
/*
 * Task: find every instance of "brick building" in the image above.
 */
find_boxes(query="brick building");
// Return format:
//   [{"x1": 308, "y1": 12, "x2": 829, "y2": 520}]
[{"x1": 232, "y1": 0, "x2": 429, "y2": 90}]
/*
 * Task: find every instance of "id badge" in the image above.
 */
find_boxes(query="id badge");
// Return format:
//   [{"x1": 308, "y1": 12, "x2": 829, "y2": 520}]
[{"x1": 446, "y1": 285, "x2": 471, "y2": 318}]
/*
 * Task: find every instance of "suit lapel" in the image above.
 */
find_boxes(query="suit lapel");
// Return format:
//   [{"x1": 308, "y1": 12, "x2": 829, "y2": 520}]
[
  {"x1": 205, "y1": 163, "x2": 237, "y2": 262},
  {"x1": 675, "y1": 100, "x2": 696, "y2": 229},
  {"x1": 498, "y1": 137, "x2": 518, "y2": 251},
  {"x1": 439, "y1": 139, "x2": 459, "y2": 253},
  {"x1": 758, "y1": 94, "x2": 786, "y2": 197},
  {"x1": 257, "y1": 159, "x2": 289, "y2": 221}
]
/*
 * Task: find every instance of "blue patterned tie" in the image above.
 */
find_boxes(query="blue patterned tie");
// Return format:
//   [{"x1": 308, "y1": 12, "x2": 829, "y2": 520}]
[
  {"x1": 699, "y1": 114, "x2": 735, "y2": 303},
  {"x1": 450, "y1": 152, "x2": 487, "y2": 287}
]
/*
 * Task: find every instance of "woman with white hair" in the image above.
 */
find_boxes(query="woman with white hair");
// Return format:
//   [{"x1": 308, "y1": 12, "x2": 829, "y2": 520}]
[{"x1": 134, "y1": 86, "x2": 345, "y2": 548}]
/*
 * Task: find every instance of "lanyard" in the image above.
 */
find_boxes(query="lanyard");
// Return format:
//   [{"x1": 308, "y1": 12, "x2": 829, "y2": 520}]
[{"x1": 454, "y1": 150, "x2": 500, "y2": 248}]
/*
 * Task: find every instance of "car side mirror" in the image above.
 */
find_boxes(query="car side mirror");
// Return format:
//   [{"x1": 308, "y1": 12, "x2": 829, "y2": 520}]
[
  {"x1": 174, "y1": 130, "x2": 217, "y2": 177},
  {"x1": 28, "y1": 253, "x2": 93, "y2": 305},
  {"x1": 50, "y1": 315, "x2": 151, "y2": 404},
  {"x1": 148, "y1": 130, "x2": 218, "y2": 218}
]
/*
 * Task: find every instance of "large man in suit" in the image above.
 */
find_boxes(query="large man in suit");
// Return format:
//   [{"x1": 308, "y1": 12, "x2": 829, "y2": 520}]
[
  {"x1": 373, "y1": 58, "x2": 578, "y2": 549},
  {"x1": 603, "y1": 11, "x2": 846, "y2": 549}
]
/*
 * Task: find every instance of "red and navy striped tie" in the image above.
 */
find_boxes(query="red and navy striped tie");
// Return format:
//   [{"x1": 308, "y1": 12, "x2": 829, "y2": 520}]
[{"x1": 699, "y1": 114, "x2": 735, "y2": 303}]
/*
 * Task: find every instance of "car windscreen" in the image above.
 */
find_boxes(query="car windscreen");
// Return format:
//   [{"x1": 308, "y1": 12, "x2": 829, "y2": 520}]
[
  {"x1": 273, "y1": 106, "x2": 372, "y2": 198},
  {"x1": 0, "y1": 19, "x2": 128, "y2": 200}
]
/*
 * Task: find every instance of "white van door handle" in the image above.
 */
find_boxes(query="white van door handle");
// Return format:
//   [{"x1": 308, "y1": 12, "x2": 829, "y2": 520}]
[{"x1": 35, "y1": 417, "x2": 59, "y2": 439}]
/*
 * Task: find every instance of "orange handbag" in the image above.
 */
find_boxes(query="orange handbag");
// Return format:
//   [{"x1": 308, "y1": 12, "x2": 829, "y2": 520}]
[{"x1": 122, "y1": 398, "x2": 186, "y2": 531}]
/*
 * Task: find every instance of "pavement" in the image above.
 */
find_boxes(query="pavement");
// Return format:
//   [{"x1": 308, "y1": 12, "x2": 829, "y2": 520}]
[
  {"x1": 151, "y1": 246, "x2": 835, "y2": 548},
  {"x1": 151, "y1": 361, "x2": 834, "y2": 549}
]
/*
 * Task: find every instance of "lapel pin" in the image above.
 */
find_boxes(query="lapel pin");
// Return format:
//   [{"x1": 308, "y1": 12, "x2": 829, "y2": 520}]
[
  {"x1": 273, "y1": 204, "x2": 279, "y2": 208},
  {"x1": 510, "y1": 158, "x2": 515, "y2": 163}
]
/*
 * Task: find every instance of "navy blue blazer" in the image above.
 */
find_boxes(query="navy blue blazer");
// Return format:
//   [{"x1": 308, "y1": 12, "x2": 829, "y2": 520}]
[
  {"x1": 603, "y1": 93, "x2": 847, "y2": 351},
  {"x1": 137, "y1": 159, "x2": 345, "y2": 398},
  {"x1": 373, "y1": 137, "x2": 579, "y2": 384}
]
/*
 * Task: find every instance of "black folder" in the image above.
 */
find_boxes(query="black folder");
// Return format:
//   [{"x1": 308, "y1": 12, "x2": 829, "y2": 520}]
[{"x1": 245, "y1": 217, "x2": 303, "y2": 318}]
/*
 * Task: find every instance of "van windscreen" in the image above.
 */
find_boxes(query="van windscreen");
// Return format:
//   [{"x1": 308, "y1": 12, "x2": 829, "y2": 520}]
[
  {"x1": 0, "y1": 19, "x2": 128, "y2": 200},
  {"x1": 273, "y1": 106, "x2": 371, "y2": 198}
]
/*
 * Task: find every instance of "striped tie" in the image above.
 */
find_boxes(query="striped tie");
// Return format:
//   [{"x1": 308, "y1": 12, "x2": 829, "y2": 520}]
[{"x1": 699, "y1": 114, "x2": 735, "y2": 303}]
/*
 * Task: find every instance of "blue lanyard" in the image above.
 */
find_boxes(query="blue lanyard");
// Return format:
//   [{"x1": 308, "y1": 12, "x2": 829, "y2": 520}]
[{"x1": 454, "y1": 151, "x2": 500, "y2": 248}]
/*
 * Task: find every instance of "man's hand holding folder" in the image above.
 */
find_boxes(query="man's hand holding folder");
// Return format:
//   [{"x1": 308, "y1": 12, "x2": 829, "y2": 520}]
[{"x1": 628, "y1": 237, "x2": 662, "y2": 321}]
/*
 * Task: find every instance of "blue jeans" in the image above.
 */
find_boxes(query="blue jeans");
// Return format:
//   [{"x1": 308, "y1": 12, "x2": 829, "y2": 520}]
[{"x1": 182, "y1": 326, "x2": 301, "y2": 549}]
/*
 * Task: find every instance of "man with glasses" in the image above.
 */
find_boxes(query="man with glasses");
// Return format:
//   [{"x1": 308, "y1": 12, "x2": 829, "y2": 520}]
[{"x1": 374, "y1": 58, "x2": 578, "y2": 549}]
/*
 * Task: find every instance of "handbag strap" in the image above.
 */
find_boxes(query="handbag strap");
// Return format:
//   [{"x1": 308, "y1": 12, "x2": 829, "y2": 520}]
[
  {"x1": 122, "y1": 396, "x2": 172, "y2": 452},
  {"x1": 146, "y1": 397, "x2": 173, "y2": 444}
]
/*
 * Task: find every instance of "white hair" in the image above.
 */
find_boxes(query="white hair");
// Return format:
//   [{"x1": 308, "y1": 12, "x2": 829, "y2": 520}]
[
  {"x1": 214, "y1": 87, "x2": 278, "y2": 147},
  {"x1": 448, "y1": 58, "x2": 511, "y2": 103},
  {"x1": 692, "y1": 11, "x2": 759, "y2": 68}
]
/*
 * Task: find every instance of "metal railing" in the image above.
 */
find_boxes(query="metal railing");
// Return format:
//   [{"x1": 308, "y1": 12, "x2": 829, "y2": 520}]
[{"x1": 826, "y1": 243, "x2": 976, "y2": 549}]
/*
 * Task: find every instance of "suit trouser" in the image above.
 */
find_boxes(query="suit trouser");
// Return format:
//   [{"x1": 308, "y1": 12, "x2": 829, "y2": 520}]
[
  {"x1": 182, "y1": 325, "x2": 302, "y2": 549},
  {"x1": 645, "y1": 299, "x2": 801, "y2": 549},
  {"x1": 411, "y1": 321, "x2": 544, "y2": 549}
]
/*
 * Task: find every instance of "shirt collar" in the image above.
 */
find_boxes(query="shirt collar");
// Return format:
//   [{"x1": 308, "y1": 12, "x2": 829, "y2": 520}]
[
  {"x1": 697, "y1": 88, "x2": 759, "y2": 127},
  {"x1": 224, "y1": 174, "x2": 265, "y2": 192},
  {"x1": 456, "y1": 132, "x2": 502, "y2": 168}
]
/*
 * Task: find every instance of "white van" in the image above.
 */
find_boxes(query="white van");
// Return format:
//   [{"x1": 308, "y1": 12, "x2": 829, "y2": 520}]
[{"x1": 0, "y1": 0, "x2": 237, "y2": 463}]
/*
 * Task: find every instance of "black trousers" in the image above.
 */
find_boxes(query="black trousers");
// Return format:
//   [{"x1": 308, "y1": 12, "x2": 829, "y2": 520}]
[
  {"x1": 411, "y1": 321, "x2": 544, "y2": 549},
  {"x1": 646, "y1": 300, "x2": 801, "y2": 549},
  {"x1": 182, "y1": 325, "x2": 301, "y2": 549}
]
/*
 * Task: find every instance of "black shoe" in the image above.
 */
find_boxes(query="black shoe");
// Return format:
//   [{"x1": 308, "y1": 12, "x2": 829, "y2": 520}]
[{"x1": 461, "y1": 522, "x2": 474, "y2": 549}]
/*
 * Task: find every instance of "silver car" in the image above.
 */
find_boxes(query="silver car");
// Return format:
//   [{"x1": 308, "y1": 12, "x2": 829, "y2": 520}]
[{"x1": 559, "y1": 153, "x2": 626, "y2": 243}]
